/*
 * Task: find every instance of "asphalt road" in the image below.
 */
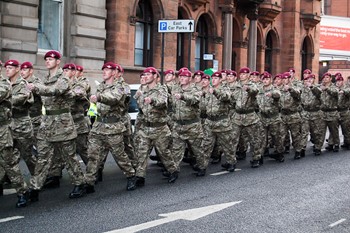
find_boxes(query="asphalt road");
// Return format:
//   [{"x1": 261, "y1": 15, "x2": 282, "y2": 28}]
[{"x1": 1, "y1": 146, "x2": 350, "y2": 233}]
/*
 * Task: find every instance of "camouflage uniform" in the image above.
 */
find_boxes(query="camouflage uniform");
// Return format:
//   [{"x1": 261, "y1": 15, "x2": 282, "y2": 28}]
[
  {"x1": 29, "y1": 68, "x2": 86, "y2": 190},
  {"x1": 11, "y1": 76, "x2": 36, "y2": 175},
  {"x1": 320, "y1": 83, "x2": 340, "y2": 150},
  {"x1": 300, "y1": 84, "x2": 324, "y2": 154},
  {"x1": 280, "y1": 83, "x2": 303, "y2": 157},
  {"x1": 201, "y1": 85, "x2": 237, "y2": 169},
  {"x1": 170, "y1": 83, "x2": 204, "y2": 172},
  {"x1": 257, "y1": 84, "x2": 284, "y2": 157},
  {"x1": 135, "y1": 83, "x2": 177, "y2": 178},
  {"x1": 231, "y1": 81, "x2": 263, "y2": 165},
  {"x1": 0, "y1": 75, "x2": 28, "y2": 195},
  {"x1": 336, "y1": 84, "x2": 350, "y2": 147},
  {"x1": 85, "y1": 79, "x2": 136, "y2": 186}
]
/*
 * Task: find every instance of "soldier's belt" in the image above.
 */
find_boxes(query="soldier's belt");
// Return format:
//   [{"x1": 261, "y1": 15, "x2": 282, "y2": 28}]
[
  {"x1": 176, "y1": 118, "x2": 200, "y2": 125},
  {"x1": 281, "y1": 109, "x2": 297, "y2": 115},
  {"x1": 235, "y1": 109, "x2": 255, "y2": 114},
  {"x1": 321, "y1": 108, "x2": 337, "y2": 112},
  {"x1": 144, "y1": 121, "x2": 167, "y2": 127},
  {"x1": 338, "y1": 108, "x2": 349, "y2": 112},
  {"x1": 12, "y1": 109, "x2": 29, "y2": 118},
  {"x1": 97, "y1": 116, "x2": 120, "y2": 123},
  {"x1": 46, "y1": 108, "x2": 70, "y2": 115},
  {"x1": 260, "y1": 112, "x2": 279, "y2": 118},
  {"x1": 207, "y1": 115, "x2": 229, "y2": 121}
]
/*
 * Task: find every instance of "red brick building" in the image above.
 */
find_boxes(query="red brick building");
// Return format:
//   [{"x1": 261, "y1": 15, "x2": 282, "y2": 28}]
[{"x1": 105, "y1": 0, "x2": 321, "y2": 83}]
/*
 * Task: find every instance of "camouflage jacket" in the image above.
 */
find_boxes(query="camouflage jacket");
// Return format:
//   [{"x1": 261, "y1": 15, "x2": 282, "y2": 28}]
[
  {"x1": 70, "y1": 77, "x2": 90, "y2": 134},
  {"x1": 34, "y1": 68, "x2": 77, "y2": 142},
  {"x1": 257, "y1": 85, "x2": 281, "y2": 125},
  {"x1": 337, "y1": 85, "x2": 350, "y2": 111},
  {"x1": 26, "y1": 75, "x2": 43, "y2": 118},
  {"x1": 320, "y1": 83, "x2": 339, "y2": 121},
  {"x1": 231, "y1": 81, "x2": 260, "y2": 126},
  {"x1": 139, "y1": 83, "x2": 168, "y2": 124},
  {"x1": 300, "y1": 84, "x2": 322, "y2": 121},
  {"x1": 280, "y1": 84, "x2": 301, "y2": 113},
  {"x1": 91, "y1": 79, "x2": 126, "y2": 135},
  {"x1": 202, "y1": 85, "x2": 232, "y2": 132},
  {"x1": 0, "y1": 75, "x2": 13, "y2": 149},
  {"x1": 11, "y1": 76, "x2": 34, "y2": 139}
]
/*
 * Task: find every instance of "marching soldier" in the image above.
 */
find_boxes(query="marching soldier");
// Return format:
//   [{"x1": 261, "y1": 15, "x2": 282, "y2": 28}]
[
  {"x1": 84, "y1": 62, "x2": 137, "y2": 193},
  {"x1": 1, "y1": 60, "x2": 29, "y2": 207},
  {"x1": 26, "y1": 51, "x2": 87, "y2": 201}
]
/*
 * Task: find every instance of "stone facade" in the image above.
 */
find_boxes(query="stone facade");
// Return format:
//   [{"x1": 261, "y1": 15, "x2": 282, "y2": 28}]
[{"x1": 1, "y1": 0, "x2": 322, "y2": 85}]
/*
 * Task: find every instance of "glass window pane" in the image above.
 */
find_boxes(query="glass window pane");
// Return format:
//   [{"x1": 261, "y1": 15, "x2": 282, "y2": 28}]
[{"x1": 135, "y1": 22, "x2": 144, "y2": 49}]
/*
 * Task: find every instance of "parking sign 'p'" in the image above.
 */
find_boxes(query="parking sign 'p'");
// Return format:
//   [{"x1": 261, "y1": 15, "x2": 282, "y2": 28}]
[{"x1": 159, "y1": 22, "x2": 167, "y2": 32}]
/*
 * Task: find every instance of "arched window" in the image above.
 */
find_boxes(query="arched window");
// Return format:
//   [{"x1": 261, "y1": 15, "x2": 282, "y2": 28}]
[
  {"x1": 265, "y1": 32, "x2": 273, "y2": 74},
  {"x1": 301, "y1": 37, "x2": 313, "y2": 79},
  {"x1": 134, "y1": 0, "x2": 153, "y2": 67},
  {"x1": 177, "y1": 10, "x2": 186, "y2": 70},
  {"x1": 195, "y1": 16, "x2": 208, "y2": 71}
]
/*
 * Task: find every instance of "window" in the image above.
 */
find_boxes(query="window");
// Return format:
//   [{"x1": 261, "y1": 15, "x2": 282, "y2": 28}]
[
  {"x1": 134, "y1": 0, "x2": 153, "y2": 67},
  {"x1": 265, "y1": 32, "x2": 273, "y2": 74},
  {"x1": 195, "y1": 17, "x2": 208, "y2": 71},
  {"x1": 38, "y1": 0, "x2": 64, "y2": 51}
]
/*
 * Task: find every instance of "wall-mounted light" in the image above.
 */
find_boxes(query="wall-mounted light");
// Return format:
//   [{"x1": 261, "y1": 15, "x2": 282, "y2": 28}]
[{"x1": 322, "y1": 61, "x2": 328, "y2": 67}]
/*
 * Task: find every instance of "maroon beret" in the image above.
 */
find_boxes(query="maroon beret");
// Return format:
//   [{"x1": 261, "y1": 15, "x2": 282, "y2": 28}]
[
  {"x1": 334, "y1": 72, "x2": 342, "y2": 77},
  {"x1": 201, "y1": 74, "x2": 210, "y2": 80},
  {"x1": 4, "y1": 59, "x2": 20, "y2": 67},
  {"x1": 250, "y1": 71, "x2": 260, "y2": 76},
  {"x1": 44, "y1": 50, "x2": 61, "y2": 60},
  {"x1": 336, "y1": 75, "x2": 344, "y2": 81},
  {"x1": 20, "y1": 61, "x2": 33, "y2": 69},
  {"x1": 211, "y1": 71, "x2": 222, "y2": 78},
  {"x1": 303, "y1": 69, "x2": 312, "y2": 74},
  {"x1": 289, "y1": 68, "x2": 296, "y2": 73},
  {"x1": 102, "y1": 62, "x2": 116, "y2": 70},
  {"x1": 164, "y1": 69, "x2": 175, "y2": 75},
  {"x1": 220, "y1": 69, "x2": 228, "y2": 74},
  {"x1": 239, "y1": 67, "x2": 250, "y2": 74},
  {"x1": 227, "y1": 70, "x2": 237, "y2": 76},
  {"x1": 143, "y1": 67, "x2": 158, "y2": 75},
  {"x1": 63, "y1": 63, "x2": 76, "y2": 70},
  {"x1": 179, "y1": 70, "x2": 192, "y2": 77},
  {"x1": 322, "y1": 72, "x2": 332, "y2": 79},
  {"x1": 282, "y1": 72, "x2": 291, "y2": 79},
  {"x1": 274, "y1": 74, "x2": 283, "y2": 80},
  {"x1": 76, "y1": 65, "x2": 84, "y2": 72},
  {"x1": 261, "y1": 71, "x2": 272, "y2": 79},
  {"x1": 193, "y1": 70, "x2": 204, "y2": 76},
  {"x1": 115, "y1": 64, "x2": 124, "y2": 73}
]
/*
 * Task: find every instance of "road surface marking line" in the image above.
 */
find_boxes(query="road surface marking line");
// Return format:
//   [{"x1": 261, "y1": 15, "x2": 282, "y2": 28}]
[
  {"x1": 3, "y1": 188, "x2": 16, "y2": 195},
  {"x1": 0, "y1": 216, "x2": 24, "y2": 223},
  {"x1": 210, "y1": 169, "x2": 241, "y2": 176},
  {"x1": 329, "y1": 218, "x2": 346, "y2": 227}
]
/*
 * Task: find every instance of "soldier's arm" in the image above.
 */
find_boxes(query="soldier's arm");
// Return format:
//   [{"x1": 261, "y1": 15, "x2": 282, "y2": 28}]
[
  {"x1": 98, "y1": 87, "x2": 124, "y2": 106},
  {"x1": 0, "y1": 83, "x2": 11, "y2": 102},
  {"x1": 213, "y1": 88, "x2": 231, "y2": 102},
  {"x1": 327, "y1": 86, "x2": 338, "y2": 98},
  {"x1": 271, "y1": 89, "x2": 281, "y2": 99},
  {"x1": 182, "y1": 90, "x2": 200, "y2": 106},
  {"x1": 289, "y1": 86, "x2": 301, "y2": 99},
  {"x1": 150, "y1": 90, "x2": 167, "y2": 109},
  {"x1": 12, "y1": 82, "x2": 33, "y2": 105},
  {"x1": 342, "y1": 88, "x2": 350, "y2": 97},
  {"x1": 246, "y1": 85, "x2": 258, "y2": 97},
  {"x1": 34, "y1": 76, "x2": 70, "y2": 96}
]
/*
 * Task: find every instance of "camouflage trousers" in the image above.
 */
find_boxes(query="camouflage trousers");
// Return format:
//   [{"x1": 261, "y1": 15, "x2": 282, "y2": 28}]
[
  {"x1": 281, "y1": 114, "x2": 303, "y2": 152},
  {"x1": 322, "y1": 120, "x2": 340, "y2": 146},
  {"x1": 231, "y1": 122, "x2": 264, "y2": 161},
  {"x1": 29, "y1": 139, "x2": 86, "y2": 190},
  {"x1": 201, "y1": 126, "x2": 237, "y2": 167},
  {"x1": 85, "y1": 132, "x2": 135, "y2": 186},
  {"x1": 172, "y1": 136, "x2": 204, "y2": 171},
  {"x1": 339, "y1": 110, "x2": 350, "y2": 146},
  {"x1": 301, "y1": 117, "x2": 325, "y2": 151},
  {"x1": 13, "y1": 137, "x2": 36, "y2": 175},
  {"x1": 0, "y1": 147, "x2": 28, "y2": 195},
  {"x1": 135, "y1": 125, "x2": 177, "y2": 178},
  {"x1": 262, "y1": 121, "x2": 284, "y2": 154}
]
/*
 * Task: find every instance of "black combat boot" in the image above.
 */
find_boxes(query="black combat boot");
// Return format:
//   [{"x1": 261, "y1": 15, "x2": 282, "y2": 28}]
[
  {"x1": 325, "y1": 144, "x2": 334, "y2": 151},
  {"x1": 221, "y1": 163, "x2": 230, "y2": 169},
  {"x1": 211, "y1": 156, "x2": 221, "y2": 164},
  {"x1": 162, "y1": 170, "x2": 171, "y2": 177},
  {"x1": 16, "y1": 193, "x2": 28, "y2": 208},
  {"x1": 28, "y1": 189, "x2": 39, "y2": 202},
  {"x1": 226, "y1": 163, "x2": 236, "y2": 172},
  {"x1": 236, "y1": 151, "x2": 247, "y2": 160},
  {"x1": 284, "y1": 146, "x2": 290, "y2": 154},
  {"x1": 301, "y1": 149, "x2": 306, "y2": 157},
  {"x1": 126, "y1": 176, "x2": 137, "y2": 191},
  {"x1": 168, "y1": 172, "x2": 178, "y2": 183},
  {"x1": 69, "y1": 185, "x2": 86, "y2": 199},
  {"x1": 263, "y1": 148, "x2": 270, "y2": 157},
  {"x1": 135, "y1": 176, "x2": 145, "y2": 187},
  {"x1": 294, "y1": 151, "x2": 301, "y2": 160},
  {"x1": 0, "y1": 183, "x2": 3, "y2": 196},
  {"x1": 97, "y1": 168, "x2": 103, "y2": 182},
  {"x1": 314, "y1": 149, "x2": 321, "y2": 156},
  {"x1": 250, "y1": 160, "x2": 260, "y2": 168},
  {"x1": 259, "y1": 156, "x2": 264, "y2": 165},
  {"x1": 196, "y1": 169, "x2": 206, "y2": 177},
  {"x1": 84, "y1": 184, "x2": 95, "y2": 194},
  {"x1": 333, "y1": 145, "x2": 339, "y2": 152},
  {"x1": 43, "y1": 176, "x2": 60, "y2": 189}
]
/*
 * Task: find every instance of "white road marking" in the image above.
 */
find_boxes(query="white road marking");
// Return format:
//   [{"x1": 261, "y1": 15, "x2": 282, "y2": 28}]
[
  {"x1": 3, "y1": 189, "x2": 16, "y2": 195},
  {"x1": 0, "y1": 216, "x2": 24, "y2": 223},
  {"x1": 329, "y1": 218, "x2": 346, "y2": 227},
  {"x1": 210, "y1": 169, "x2": 241, "y2": 176}
]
